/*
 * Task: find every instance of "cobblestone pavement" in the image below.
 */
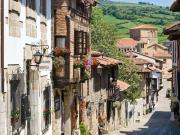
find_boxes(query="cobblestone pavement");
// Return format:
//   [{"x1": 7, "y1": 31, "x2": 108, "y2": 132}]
[{"x1": 105, "y1": 79, "x2": 180, "y2": 135}]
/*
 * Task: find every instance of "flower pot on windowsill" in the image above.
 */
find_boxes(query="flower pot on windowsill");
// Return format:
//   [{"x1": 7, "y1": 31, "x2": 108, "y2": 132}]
[{"x1": 53, "y1": 47, "x2": 70, "y2": 57}]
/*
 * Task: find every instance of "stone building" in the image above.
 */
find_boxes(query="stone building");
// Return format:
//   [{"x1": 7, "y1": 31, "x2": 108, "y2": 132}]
[
  {"x1": 89, "y1": 52, "x2": 125, "y2": 134},
  {"x1": 130, "y1": 25, "x2": 158, "y2": 46},
  {"x1": 52, "y1": 0, "x2": 96, "y2": 135},
  {"x1": 164, "y1": 0, "x2": 180, "y2": 118},
  {"x1": 116, "y1": 38, "x2": 144, "y2": 53},
  {"x1": 1, "y1": 0, "x2": 53, "y2": 135}
]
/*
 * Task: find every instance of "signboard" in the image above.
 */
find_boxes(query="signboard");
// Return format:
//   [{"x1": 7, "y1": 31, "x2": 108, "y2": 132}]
[{"x1": 39, "y1": 57, "x2": 52, "y2": 71}]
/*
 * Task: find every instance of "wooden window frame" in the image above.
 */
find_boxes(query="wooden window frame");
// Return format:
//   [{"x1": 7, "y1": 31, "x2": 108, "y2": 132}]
[{"x1": 74, "y1": 31, "x2": 89, "y2": 55}]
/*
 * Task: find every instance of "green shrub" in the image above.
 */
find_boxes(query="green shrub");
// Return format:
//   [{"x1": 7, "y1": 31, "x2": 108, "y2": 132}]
[{"x1": 80, "y1": 122, "x2": 87, "y2": 135}]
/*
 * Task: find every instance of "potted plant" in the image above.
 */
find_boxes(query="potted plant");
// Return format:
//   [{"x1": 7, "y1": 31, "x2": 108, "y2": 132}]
[
  {"x1": 53, "y1": 47, "x2": 70, "y2": 56},
  {"x1": 11, "y1": 110, "x2": 20, "y2": 123},
  {"x1": 81, "y1": 69, "x2": 91, "y2": 82},
  {"x1": 74, "y1": 59, "x2": 84, "y2": 69},
  {"x1": 53, "y1": 56, "x2": 65, "y2": 77},
  {"x1": 53, "y1": 56, "x2": 65, "y2": 70}
]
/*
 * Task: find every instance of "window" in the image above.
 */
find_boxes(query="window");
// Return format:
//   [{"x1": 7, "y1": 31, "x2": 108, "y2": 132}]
[
  {"x1": 55, "y1": 37, "x2": 66, "y2": 48},
  {"x1": 40, "y1": 0, "x2": 46, "y2": 16},
  {"x1": 74, "y1": 31, "x2": 89, "y2": 55},
  {"x1": 42, "y1": 86, "x2": 51, "y2": 130},
  {"x1": 26, "y1": 0, "x2": 35, "y2": 10}
]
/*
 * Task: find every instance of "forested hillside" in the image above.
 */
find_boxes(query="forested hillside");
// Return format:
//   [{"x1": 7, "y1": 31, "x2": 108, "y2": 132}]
[{"x1": 99, "y1": 0, "x2": 180, "y2": 43}]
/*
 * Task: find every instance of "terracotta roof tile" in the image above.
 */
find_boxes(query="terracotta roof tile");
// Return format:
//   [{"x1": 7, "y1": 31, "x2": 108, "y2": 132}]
[
  {"x1": 116, "y1": 80, "x2": 130, "y2": 91},
  {"x1": 95, "y1": 56, "x2": 122, "y2": 66},
  {"x1": 130, "y1": 25, "x2": 157, "y2": 30},
  {"x1": 137, "y1": 65, "x2": 151, "y2": 73},
  {"x1": 116, "y1": 38, "x2": 139, "y2": 48},
  {"x1": 128, "y1": 57, "x2": 152, "y2": 65}
]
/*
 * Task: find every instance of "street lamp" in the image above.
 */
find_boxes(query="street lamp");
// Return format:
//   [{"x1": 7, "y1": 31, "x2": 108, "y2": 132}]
[
  {"x1": 33, "y1": 50, "x2": 44, "y2": 65},
  {"x1": 97, "y1": 65, "x2": 103, "y2": 75}
]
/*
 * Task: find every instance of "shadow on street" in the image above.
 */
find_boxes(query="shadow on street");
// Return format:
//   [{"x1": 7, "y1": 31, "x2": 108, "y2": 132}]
[{"x1": 120, "y1": 111, "x2": 180, "y2": 135}]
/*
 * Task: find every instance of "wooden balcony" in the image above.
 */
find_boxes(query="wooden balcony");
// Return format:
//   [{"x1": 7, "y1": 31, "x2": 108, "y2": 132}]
[
  {"x1": 69, "y1": 7, "x2": 90, "y2": 23},
  {"x1": 53, "y1": 67, "x2": 81, "y2": 89}
]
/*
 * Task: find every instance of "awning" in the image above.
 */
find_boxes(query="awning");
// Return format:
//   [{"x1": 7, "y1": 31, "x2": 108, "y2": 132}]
[{"x1": 116, "y1": 80, "x2": 130, "y2": 91}]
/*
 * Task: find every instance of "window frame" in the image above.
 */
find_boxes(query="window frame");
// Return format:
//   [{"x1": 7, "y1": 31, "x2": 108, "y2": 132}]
[{"x1": 74, "y1": 31, "x2": 89, "y2": 55}]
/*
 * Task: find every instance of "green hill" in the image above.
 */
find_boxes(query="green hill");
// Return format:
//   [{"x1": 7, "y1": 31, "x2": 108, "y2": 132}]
[{"x1": 99, "y1": 1, "x2": 180, "y2": 43}]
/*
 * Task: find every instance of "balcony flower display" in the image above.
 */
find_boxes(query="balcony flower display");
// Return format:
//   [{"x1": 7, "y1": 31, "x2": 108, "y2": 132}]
[
  {"x1": 74, "y1": 59, "x2": 84, "y2": 69},
  {"x1": 53, "y1": 56, "x2": 65, "y2": 70},
  {"x1": 53, "y1": 47, "x2": 70, "y2": 56},
  {"x1": 81, "y1": 69, "x2": 91, "y2": 82},
  {"x1": 91, "y1": 58, "x2": 98, "y2": 67}
]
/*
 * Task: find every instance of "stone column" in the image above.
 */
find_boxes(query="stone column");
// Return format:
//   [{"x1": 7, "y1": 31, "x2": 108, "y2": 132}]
[
  {"x1": 64, "y1": 86, "x2": 73, "y2": 135},
  {"x1": 29, "y1": 70, "x2": 41, "y2": 135},
  {"x1": 52, "y1": 90, "x2": 61, "y2": 135}
]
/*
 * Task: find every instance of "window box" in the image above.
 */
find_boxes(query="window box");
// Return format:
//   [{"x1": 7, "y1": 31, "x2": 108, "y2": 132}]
[{"x1": 53, "y1": 47, "x2": 70, "y2": 57}]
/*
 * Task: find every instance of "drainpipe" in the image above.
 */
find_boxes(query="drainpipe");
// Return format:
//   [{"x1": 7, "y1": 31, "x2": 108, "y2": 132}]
[{"x1": 1, "y1": 0, "x2": 4, "y2": 93}]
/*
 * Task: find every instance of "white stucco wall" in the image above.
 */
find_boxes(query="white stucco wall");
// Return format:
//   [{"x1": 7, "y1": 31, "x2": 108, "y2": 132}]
[{"x1": 4, "y1": 0, "x2": 52, "y2": 77}]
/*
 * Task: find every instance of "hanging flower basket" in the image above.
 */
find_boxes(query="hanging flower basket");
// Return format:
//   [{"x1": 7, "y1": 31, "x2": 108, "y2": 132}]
[
  {"x1": 53, "y1": 47, "x2": 70, "y2": 56},
  {"x1": 53, "y1": 56, "x2": 65, "y2": 70},
  {"x1": 91, "y1": 58, "x2": 98, "y2": 68},
  {"x1": 81, "y1": 69, "x2": 91, "y2": 82},
  {"x1": 74, "y1": 59, "x2": 84, "y2": 69}
]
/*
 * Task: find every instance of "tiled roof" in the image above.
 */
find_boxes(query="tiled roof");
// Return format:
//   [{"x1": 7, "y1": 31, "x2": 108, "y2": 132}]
[
  {"x1": 153, "y1": 51, "x2": 172, "y2": 58},
  {"x1": 137, "y1": 65, "x2": 151, "y2": 73},
  {"x1": 130, "y1": 25, "x2": 157, "y2": 30},
  {"x1": 148, "y1": 66, "x2": 162, "y2": 72},
  {"x1": 129, "y1": 57, "x2": 152, "y2": 65},
  {"x1": 116, "y1": 80, "x2": 130, "y2": 91},
  {"x1": 95, "y1": 56, "x2": 122, "y2": 66},
  {"x1": 116, "y1": 38, "x2": 139, "y2": 48}
]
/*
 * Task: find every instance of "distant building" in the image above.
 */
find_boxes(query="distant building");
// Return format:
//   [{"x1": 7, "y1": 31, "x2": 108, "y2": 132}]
[
  {"x1": 130, "y1": 24, "x2": 158, "y2": 45},
  {"x1": 116, "y1": 38, "x2": 144, "y2": 53}
]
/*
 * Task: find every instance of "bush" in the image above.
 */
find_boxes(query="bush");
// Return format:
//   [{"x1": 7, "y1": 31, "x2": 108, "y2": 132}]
[{"x1": 80, "y1": 122, "x2": 87, "y2": 135}]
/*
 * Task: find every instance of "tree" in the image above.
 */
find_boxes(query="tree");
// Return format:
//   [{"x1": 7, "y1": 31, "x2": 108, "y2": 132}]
[{"x1": 91, "y1": 7, "x2": 143, "y2": 102}]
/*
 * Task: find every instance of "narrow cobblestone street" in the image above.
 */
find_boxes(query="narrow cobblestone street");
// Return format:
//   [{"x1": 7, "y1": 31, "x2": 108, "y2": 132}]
[{"x1": 105, "y1": 79, "x2": 180, "y2": 135}]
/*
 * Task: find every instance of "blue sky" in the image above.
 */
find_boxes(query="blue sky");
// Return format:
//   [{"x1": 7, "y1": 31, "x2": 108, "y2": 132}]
[{"x1": 112, "y1": 0, "x2": 174, "y2": 7}]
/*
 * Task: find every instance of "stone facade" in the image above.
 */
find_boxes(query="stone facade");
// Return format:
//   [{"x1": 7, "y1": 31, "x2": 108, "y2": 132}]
[{"x1": 130, "y1": 27, "x2": 158, "y2": 45}]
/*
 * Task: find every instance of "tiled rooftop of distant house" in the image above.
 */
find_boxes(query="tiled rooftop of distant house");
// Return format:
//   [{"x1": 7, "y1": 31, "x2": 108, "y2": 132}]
[
  {"x1": 116, "y1": 38, "x2": 139, "y2": 48},
  {"x1": 130, "y1": 24, "x2": 157, "y2": 30}
]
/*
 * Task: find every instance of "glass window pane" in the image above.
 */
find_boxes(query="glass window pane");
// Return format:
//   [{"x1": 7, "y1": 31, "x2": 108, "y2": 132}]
[{"x1": 56, "y1": 37, "x2": 66, "y2": 48}]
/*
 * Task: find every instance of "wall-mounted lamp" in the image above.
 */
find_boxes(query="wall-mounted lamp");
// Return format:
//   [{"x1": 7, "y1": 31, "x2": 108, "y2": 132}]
[
  {"x1": 29, "y1": 44, "x2": 50, "y2": 66},
  {"x1": 97, "y1": 65, "x2": 103, "y2": 75},
  {"x1": 33, "y1": 50, "x2": 44, "y2": 65}
]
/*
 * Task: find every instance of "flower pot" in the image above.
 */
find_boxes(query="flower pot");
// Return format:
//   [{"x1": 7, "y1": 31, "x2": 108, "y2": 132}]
[{"x1": 55, "y1": 68, "x2": 64, "y2": 78}]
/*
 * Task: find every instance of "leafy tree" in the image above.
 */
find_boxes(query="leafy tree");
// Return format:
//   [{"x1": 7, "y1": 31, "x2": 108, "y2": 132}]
[{"x1": 91, "y1": 7, "x2": 143, "y2": 102}]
